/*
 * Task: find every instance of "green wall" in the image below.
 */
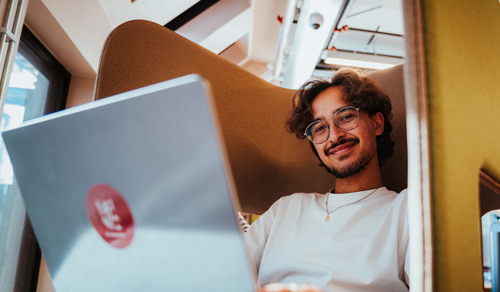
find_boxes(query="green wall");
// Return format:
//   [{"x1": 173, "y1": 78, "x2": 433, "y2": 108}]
[{"x1": 422, "y1": 0, "x2": 500, "y2": 290}]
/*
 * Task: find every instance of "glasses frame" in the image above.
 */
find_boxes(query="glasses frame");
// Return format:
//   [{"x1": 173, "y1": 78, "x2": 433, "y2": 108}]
[{"x1": 304, "y1": 106, "x2": 360, "y2": 144}]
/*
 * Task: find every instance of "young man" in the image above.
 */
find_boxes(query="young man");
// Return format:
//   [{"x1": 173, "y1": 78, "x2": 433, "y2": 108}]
[{"x1": 244, "y1": 69, "x2": 409, "y2": 291}]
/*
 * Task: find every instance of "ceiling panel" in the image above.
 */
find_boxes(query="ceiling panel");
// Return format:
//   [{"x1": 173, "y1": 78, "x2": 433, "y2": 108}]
[
  {"x1": 342, "y1": 0, "x2": 404, "y2": 35},
  {"x1": 333, "y1": 29, "x2": 405, "y2": 57},
  {"x1": 98, "y1": 0, "x2": 200, "y2": 27}
]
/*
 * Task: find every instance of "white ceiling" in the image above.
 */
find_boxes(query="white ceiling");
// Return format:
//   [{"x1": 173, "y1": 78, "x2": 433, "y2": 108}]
[
  {"x1": 332, "y1": 0, "x2": 405, "y2": 56},
  {"x1": 30, "y1": 0, "x2": 405, "y2": 88},
  {"x1": 342, "y1": 0, "x2": 404, "y2": 35}
]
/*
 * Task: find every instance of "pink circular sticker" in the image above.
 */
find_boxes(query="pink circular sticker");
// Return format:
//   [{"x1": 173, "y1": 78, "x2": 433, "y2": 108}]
[{"x1": 86, "y1": 184, "x2": 134, "y2": 248}]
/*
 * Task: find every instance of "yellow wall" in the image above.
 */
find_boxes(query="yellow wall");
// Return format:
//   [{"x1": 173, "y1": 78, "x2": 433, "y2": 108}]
[{"x1": 422, "y1": 0, "x2": 500, "y2": 290}]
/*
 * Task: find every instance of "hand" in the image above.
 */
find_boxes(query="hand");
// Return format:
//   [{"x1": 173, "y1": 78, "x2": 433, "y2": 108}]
[{"x1": 258, "y1": 283, "x2": 324, "y2": 292}]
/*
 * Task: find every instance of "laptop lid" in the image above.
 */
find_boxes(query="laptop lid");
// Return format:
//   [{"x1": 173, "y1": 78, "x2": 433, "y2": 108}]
[{"x1": 2, "y1": 75, "x2": 258, "y2": 292}]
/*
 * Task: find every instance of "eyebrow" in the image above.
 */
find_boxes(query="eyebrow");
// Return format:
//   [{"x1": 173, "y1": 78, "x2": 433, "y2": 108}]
[{"x1": 312, "y1": 105, "x2": 351, "y2": 121}]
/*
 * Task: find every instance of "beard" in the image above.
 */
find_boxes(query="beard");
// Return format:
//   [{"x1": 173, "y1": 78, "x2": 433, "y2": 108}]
[{"x1": 323, "y1": 138, "x2": 375, "y2": 179}]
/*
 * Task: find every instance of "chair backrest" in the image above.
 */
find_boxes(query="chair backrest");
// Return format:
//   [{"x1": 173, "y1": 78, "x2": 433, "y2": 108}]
[
  {"x1": 370, "y1": 65, "x2": 408, "y2": 194},
  {"x1": 94, "y1": 20, "x2": 407, "y2": 214}
]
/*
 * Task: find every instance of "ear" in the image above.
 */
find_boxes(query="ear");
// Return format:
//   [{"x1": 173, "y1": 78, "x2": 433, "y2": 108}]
[{"x1": 372, "y1": 112, "x2": 385, "y2": 136}]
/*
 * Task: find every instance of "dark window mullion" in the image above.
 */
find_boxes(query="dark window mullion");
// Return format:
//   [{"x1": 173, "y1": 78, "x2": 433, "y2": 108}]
[{"x1": 7, "y1": 25, "x2": 71, "y2": 292}]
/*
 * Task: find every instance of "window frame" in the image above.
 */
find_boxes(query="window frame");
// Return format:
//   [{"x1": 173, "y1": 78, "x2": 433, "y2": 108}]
[{"x1": 2, "y1": 25, "x2": 70, "y2": 292}]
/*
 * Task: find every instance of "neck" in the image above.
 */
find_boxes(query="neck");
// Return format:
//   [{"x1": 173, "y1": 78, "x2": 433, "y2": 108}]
[{"x1": 333, "y1": 160, "x2": 383, "y2": 193}]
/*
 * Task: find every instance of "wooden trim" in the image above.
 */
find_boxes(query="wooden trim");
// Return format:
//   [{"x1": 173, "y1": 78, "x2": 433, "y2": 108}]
[
  {"x1": 480, "y1": 169, "x2": 500, "y2": 217},
  {"x1": 480, "y1": 170, "x2": 500, "y2": 196},
  {"x1": 402, "y1": 0, "x2": 433, "y2": 290}
]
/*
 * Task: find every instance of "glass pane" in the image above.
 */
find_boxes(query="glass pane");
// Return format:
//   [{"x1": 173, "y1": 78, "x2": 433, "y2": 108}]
[{"x1": 0, "y1": 51, "x2": 50, "y2": 289}]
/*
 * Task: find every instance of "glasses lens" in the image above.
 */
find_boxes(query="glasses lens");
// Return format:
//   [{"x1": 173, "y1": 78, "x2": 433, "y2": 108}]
[
  {"x1": 334, "y1": 107, "x2": 359, "y2": 131},
  {"x1": 305, "y1": 120, "x2": 329, "y2": 144}
]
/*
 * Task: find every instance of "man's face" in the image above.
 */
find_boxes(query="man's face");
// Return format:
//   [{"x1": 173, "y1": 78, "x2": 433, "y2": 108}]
[{"x1": 311, "y1": 86, "x2": 384, "y2": 178}]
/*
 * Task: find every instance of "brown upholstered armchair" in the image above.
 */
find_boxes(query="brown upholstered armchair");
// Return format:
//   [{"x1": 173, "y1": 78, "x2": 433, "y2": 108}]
[{"x1": 94, "y1": 20, "x2": 407, "y2": 214}]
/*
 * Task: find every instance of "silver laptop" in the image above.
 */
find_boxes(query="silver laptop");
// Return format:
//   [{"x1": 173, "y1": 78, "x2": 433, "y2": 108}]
[{"x1": 2, "y1": 75, "x2": 258, "y2": 292}]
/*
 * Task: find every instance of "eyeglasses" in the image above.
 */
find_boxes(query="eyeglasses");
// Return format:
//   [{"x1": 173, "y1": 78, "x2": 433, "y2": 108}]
[{"x1": 304, "y1": 106, "x2": 360, "y2": 144}]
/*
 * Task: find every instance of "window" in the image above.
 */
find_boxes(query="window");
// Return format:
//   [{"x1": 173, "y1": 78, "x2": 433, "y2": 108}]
[{"x1": 0, "y1": 26, "x2": 70, "y2": 291}]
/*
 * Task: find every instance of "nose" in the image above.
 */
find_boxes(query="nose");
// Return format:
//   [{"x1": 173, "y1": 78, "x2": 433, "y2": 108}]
[{"x1": 326, "y1": 118, "x2": 345, "y2": 143}]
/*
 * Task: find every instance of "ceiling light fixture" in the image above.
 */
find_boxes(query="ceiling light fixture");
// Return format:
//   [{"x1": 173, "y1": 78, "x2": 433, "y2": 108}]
[{"x1": 324, "y1": 57, "x2": 397, "y2": 70}]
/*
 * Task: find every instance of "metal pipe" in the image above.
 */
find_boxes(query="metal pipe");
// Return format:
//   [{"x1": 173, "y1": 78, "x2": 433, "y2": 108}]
[
  {"x1": 0, "y1": 2, "x2": 30, "y2": 291},
  {"x1": 349, "y1": 27, "x2": 403, "y2": 38},
  {"x1": 272, "y1": 0, "x2": 298, "y2": 83},
  {"x1": 326, "y1": 0, "x2": 351, "y2": 50},
  {"x1": 0, "y1": 0, "x2": 28, "y2": 118},
  {"x1": 0, "y1": 0, "x2": 16, "y2": 71}
]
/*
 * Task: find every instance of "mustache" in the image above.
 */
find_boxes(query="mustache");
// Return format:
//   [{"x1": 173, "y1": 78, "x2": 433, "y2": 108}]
[{"x1": 324, "y1": 137, "x2": 360, "y2": 155}]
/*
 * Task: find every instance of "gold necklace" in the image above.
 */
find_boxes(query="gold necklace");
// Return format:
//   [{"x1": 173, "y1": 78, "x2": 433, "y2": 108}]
[{"x1": 325, "y1": 188, "x2": 379, "y2": 222}]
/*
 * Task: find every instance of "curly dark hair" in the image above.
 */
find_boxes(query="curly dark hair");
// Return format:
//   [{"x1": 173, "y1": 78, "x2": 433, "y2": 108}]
[{"x1": 285, "y1": 68, "x2": 394, "y2": 167}]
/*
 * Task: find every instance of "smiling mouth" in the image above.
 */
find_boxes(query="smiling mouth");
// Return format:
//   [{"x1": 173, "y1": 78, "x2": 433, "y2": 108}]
[{"x1": 325, "y1": 138, "x2": 360, "y2": 156}]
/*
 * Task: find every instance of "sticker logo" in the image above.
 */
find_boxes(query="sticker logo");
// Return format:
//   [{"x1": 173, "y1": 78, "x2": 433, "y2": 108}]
[{"x1": 86, "y1": 184, "x2": 134, "y2": 248}]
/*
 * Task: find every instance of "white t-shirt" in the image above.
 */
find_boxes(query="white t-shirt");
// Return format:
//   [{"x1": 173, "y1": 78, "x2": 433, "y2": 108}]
[{"x1": 244, "y1": 187, "x2": 409, "y2": 292}]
